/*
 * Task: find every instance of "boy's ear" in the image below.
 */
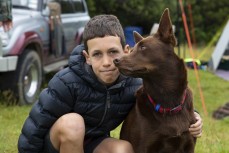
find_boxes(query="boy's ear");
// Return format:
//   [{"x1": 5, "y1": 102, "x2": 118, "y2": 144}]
[
  {"x1": 124, "y1": 44, "x2": 130, "y2": 54},
  {"x1": 156, "y1": 8, "x2": 177, "y2": 46},
  {"x1": 83, "y1": 50, "x2": 91, "y2": 65}
]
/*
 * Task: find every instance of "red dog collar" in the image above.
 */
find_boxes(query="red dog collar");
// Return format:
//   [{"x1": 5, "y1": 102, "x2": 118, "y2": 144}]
[{"x1": 147, "y1": 89, "x2": 187, "y2": 115}]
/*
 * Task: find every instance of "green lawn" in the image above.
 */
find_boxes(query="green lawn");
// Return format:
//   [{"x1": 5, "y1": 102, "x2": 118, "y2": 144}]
[
  {"x1": 0, "y1": 105, "x2": 31, "y2": 153},
  {"x1": 0, "y1": 70, "x2": 229, "y2": 152}
]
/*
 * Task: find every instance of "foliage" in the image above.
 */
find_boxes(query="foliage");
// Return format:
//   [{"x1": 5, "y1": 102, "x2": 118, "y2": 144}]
[
  {"x1": 86, "y1": 0, "x2": 178, "y2": 34},
  {"x1": 188, "y1": 0, "x2": 229, "y2": 44},
  {"x1": 85, "y1": 0, "x2": 229, "y2": 44}
]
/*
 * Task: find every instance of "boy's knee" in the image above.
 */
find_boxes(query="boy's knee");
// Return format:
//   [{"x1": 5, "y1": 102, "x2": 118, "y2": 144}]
[
  {"x1": 60, "y1": 113, "x2": 85, "y2": 130},
  {"x1": 94, "y1": 139, "x2": 134, "y2": 153},
  {"x1": 51, "y1": 113, "x2": 85, "y2": 143},
  {"x1": 113, "y1": 140, "x2": 133, "y2": 153}
]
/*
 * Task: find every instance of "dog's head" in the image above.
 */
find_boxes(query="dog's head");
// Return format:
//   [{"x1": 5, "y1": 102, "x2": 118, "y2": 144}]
[{"x1": 114, "y1": 8, "x2": 178, "y2": 78}]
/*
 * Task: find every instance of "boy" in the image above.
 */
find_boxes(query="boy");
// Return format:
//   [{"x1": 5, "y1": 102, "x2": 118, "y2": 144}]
[{"x1": 18, "y1": 15, "x2": 202, "y2": 153}]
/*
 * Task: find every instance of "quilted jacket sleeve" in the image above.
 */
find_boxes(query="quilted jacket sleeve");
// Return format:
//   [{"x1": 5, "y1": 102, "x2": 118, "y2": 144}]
[{"x1": 18, "y1": 74, "x2": 74, "y2": 153}]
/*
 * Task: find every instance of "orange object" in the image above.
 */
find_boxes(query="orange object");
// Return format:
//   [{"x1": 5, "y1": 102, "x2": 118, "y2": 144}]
[{"x1": 179, "y1": 0, "x2": 208, "y2": 116}]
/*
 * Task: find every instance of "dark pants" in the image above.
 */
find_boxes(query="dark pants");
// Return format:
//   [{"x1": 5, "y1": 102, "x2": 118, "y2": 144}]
[{"x1": 43, "y1": 132, "x2": 109, "y2": 153}]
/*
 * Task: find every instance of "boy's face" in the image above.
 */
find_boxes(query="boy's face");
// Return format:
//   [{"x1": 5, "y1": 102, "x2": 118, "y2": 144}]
[{"x1": 83, "y1": 36, "x2": 129, "y2": 86}]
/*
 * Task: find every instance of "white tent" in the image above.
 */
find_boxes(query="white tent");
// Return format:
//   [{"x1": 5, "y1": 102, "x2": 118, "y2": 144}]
[{"x1": 208, "y1": 20, "x2": 229, "y2": 72}]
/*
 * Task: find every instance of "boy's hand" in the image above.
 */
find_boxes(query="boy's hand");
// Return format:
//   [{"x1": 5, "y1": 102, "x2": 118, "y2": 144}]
[{"x1": 189, "y1": 112, "x2": 203, "y2": 138}]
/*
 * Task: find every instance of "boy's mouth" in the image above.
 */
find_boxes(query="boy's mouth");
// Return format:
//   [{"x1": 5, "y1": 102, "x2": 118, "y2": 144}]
[
  {"x1": 100, "y1": 68, "x2": 116, "y2": 72},
  {"x1": 100, "y1": 69, "x2": 118, "y2": 76}
]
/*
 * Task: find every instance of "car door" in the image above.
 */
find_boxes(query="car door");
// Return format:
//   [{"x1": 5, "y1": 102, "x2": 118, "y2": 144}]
[
  {"x1": 56, "y1": 0, "x2": 89, "y2": 54},
  {"x1": 43, "y1": 0, "x2": 89, "y2": 61}
]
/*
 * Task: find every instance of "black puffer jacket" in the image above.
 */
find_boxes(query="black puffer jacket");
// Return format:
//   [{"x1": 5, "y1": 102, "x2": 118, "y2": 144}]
[{"x1": 18, "y1": 45, "x2": 142, "y2": 153}]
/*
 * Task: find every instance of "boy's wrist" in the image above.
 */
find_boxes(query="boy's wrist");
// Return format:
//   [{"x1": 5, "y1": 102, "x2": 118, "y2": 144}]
[{"x1": 194, "y1": 109, "x2": 199, "y2": 114}]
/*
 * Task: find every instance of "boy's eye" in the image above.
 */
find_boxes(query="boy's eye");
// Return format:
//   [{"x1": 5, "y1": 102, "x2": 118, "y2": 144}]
[
  {"x1": 92, "y1": 52, "x2": 101, "y2": 57},
  {"x1": 109, "y1": 50, "x2": 119, "y2": 55}
]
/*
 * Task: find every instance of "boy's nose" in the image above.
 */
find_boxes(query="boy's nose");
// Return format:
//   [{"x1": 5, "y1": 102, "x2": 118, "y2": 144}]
[{"x1": 102, "y1": 56, "x2": 112, "y2": 66}]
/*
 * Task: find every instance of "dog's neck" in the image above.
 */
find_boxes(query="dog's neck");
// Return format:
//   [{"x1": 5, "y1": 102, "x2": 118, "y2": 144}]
[{"x1": 143, "y1": 59, "x2": 187, "y2": 107}]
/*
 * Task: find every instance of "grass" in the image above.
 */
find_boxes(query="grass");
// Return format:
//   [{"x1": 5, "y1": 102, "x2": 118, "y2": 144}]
[
  {"x1": 1, "y1": 70, "x2": 229, "y2": 152},
  {"x1": 0, "y1": 22, "x2": 225, "y2": 151},
  {"x1": 0, "y1": 105, "x2": 31, "y2": 153}
]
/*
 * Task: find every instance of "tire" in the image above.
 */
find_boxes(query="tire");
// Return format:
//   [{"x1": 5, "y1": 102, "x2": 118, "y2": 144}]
[{"x1": 16, "y1": 50, "x2": 42, "y2": 105}]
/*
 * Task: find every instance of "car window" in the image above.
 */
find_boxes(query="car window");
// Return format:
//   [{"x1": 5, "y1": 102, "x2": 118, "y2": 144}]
[
  {"x1": 12, "y1": 0, "x2": 38, "y2": 10},
  {"x1": 59, "y1": 0, "x2": 75, "y2": 14},
  {"x1": 50, "y1": 0, "x2": 85, "y2": 14},
  {"x1": 71, "y1": 0, "x2": 85, "y2": 13}
]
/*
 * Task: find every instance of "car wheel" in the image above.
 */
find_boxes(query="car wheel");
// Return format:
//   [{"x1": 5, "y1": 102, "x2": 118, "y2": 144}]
[{"x1": 16, "y1": 50, "x2": 42, "y2": 105}]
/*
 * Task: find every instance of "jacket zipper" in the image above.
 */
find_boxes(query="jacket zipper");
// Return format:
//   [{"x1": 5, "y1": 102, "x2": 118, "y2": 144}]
[
  {"x1": 86, "y1": 90, "x2": 111, "y2": 134},
  {"x1": 107, "y1": 91, "x2": 111, "y2": 108}
]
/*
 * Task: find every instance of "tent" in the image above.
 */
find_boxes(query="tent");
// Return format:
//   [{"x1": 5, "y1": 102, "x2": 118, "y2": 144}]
[{"x1": 208, "y1": 20, "x2": 229, "y2": 72}]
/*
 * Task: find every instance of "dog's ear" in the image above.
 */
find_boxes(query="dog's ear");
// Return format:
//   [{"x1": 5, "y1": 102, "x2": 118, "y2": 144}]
[
  {"x1": 156, "y1": 8, "x2": 177, "y2": 47},
  {"x1": 133, "y1": 31, "x2": 143, "y2": 43}
]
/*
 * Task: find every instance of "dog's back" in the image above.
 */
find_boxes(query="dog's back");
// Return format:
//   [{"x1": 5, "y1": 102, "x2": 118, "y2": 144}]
[{"x1": 114, "y1": 8, "x2": 196, "y2": 153}]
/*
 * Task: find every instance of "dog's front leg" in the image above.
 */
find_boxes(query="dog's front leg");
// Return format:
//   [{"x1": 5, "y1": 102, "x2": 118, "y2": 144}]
[{"x1": 120, "y1": 105, "x2": 148, "y2": 153}]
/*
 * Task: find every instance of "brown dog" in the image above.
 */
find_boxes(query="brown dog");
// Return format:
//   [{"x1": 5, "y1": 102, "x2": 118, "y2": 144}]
[{"x1": 114, "y1": 9, "x2": 196, "y2": 153}]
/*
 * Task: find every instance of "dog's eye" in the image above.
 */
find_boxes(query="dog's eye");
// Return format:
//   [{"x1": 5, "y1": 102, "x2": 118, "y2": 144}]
[{"x1": 140, "y1": 45, "x2": 146, "y2": 50}]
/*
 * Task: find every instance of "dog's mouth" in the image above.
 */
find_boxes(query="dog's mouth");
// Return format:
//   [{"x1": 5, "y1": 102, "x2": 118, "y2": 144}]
[
  {"x1": 114, "y1": 58, "x2": 150, "y2": 77},
  {"x1": 118, "y1": 67, "x2": 148, "y2": 77}
]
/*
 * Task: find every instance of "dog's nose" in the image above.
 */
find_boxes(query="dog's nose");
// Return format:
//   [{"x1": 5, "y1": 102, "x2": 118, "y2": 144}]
[{"x1": 113, "y1": 59, "x2": 120, "y2": 65}]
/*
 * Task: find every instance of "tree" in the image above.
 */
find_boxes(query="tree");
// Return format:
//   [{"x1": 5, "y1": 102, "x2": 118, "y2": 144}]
[
  {"x1": 86, "y1": 0, "x2": 177, "y2": 34},
  {"x1": 85, "y1": 0, "x2": 229, "y2": 44}
]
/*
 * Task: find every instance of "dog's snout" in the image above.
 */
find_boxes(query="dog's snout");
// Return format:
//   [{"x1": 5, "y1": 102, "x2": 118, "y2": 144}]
[{"x1": 113, "y1": 58, "x2": 120, "y2": 65}]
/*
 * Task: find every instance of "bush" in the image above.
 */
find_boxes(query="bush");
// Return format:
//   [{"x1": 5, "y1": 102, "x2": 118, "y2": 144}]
[{"x1": 86, "y1": 0, "x2": 229, "y2": 44}]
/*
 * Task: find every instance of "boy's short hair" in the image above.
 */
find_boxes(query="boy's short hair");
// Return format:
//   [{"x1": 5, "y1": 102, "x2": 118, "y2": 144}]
[{"x1": 83, "y1": 15, "x2": 126, "y2": 51}]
